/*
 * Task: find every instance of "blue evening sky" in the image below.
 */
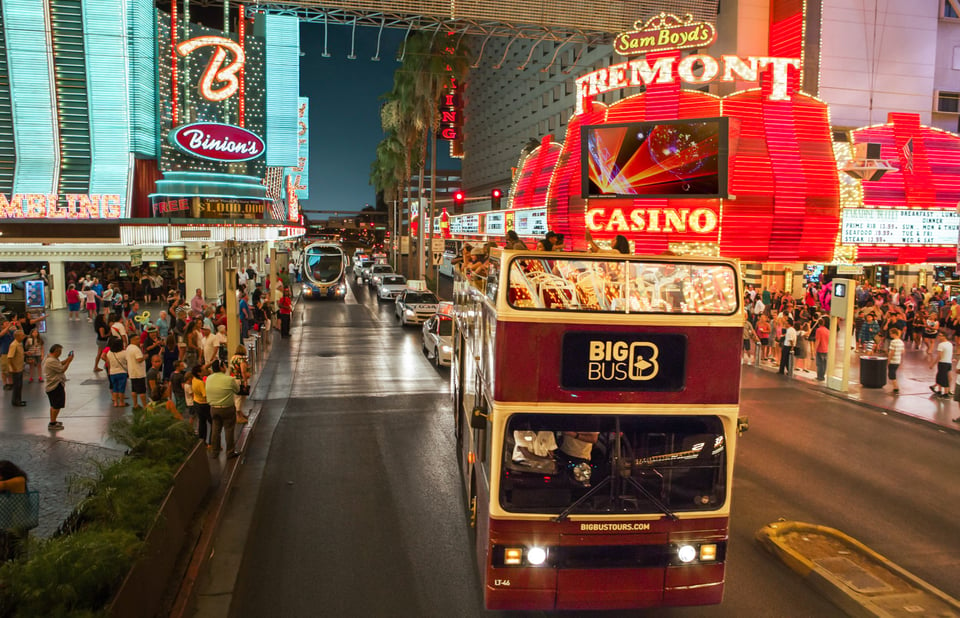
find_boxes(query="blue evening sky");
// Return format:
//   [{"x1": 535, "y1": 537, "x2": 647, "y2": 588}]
[{"x1": 298, "y1": 22, "x2": 460, "y2": 215}]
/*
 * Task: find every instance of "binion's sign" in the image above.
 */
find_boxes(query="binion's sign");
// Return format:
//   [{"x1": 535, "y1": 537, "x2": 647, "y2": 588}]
[
  {"x1": 614, "y1": 13, "x2": 717, "y2": 56},
  {"x1": 170, "y1": 122, "x2": 264, "y2": 162}
]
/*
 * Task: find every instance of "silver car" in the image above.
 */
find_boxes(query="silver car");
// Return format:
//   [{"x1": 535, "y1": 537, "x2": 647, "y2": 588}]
[
  {"x1": 421, "y1": 312, "x2": 453, "y2": 367},
  {"x1": 377, "y1": 274, "x2": 407, "y2": 302}
]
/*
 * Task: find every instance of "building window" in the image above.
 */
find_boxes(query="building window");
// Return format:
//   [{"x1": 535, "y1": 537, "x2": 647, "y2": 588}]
[
  {"x1": 936, "y1": 91, "x2": 960, "y2": 113},
  {"x1": 944, "y1": 0, "x2": 960, "y2": 18}
]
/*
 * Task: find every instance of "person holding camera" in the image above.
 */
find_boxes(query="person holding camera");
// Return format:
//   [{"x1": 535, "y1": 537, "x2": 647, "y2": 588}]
[{"x1": 42, "y1": 344, "x2": 74, "y2": 430}]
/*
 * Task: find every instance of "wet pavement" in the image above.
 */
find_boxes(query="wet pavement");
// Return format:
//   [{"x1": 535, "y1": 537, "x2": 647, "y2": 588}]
[
  {"x1": 0, "y1": 303, "x2": 271, "y2": 538},
  {"x1": 3, "y1": 290, "x2": 958, "y2": 544}
]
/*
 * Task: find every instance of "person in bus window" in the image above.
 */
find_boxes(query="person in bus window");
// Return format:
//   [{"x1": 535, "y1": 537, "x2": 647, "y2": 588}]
[
  {"x1": 504, "y1": 230, "x2": 527, "y2": 250},
  {"x1": 536, "y1": 231, "x2": 557, "y2": 251},
  {"x1": 551, "y1": 234, "x2": 565, "y2": 251},
  {"x1": 558, "y1": 431, "x2": 599, "y2": 464}
]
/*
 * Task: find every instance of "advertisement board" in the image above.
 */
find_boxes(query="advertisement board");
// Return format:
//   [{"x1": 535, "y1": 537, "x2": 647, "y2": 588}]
[{"x1": 841, "y1": 209, "x2": 959, "y2": 245}]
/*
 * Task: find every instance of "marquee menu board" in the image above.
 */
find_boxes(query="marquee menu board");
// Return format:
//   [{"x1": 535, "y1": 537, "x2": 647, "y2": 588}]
[
  {"x1": 459, "y1": 214, "x2": 480, "y2": 234},
  {"x1": 485, "y1": 212, "x2": 504, "y2": 235},
  {"x1": 515, "y1": 208, "x2": 548, "y2": 237},
  {"x1": 841, "y1": 208, "x2": 960, "y2": 245}
]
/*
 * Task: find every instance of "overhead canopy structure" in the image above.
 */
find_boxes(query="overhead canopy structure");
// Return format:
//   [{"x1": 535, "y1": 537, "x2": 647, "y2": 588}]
[{"x1": 243, "y1": 0, "x2": 721, "y2": 45}]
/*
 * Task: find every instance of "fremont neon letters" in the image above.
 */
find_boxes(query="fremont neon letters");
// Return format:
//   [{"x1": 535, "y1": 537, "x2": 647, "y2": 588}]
[{"x1": 574, "y1": 54, "x2": 801, "y2": 113}]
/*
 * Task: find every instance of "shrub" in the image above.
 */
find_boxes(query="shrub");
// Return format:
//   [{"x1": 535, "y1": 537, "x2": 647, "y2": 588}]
[
  {"x1": 0, "y1": 402, "x2": 199, "y2": 617},
  {"x1": 0, "y1": 528, "x2": 140, "y2": 617}
]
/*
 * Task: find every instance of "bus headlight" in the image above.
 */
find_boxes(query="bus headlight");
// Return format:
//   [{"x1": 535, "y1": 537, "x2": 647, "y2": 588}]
[
  {"x1": 526, "y1": 547, "x2": 547, "y2": 566},
  {"x1": 677, "y1": 544, "x2": 697, "y2": 563}
]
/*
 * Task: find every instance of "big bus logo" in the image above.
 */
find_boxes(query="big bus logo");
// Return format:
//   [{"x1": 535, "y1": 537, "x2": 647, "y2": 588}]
[
  {"x1": 588, "y1": 340, "x2": 659, "y2": 381},
  {"x1": 562, "y1": 333, "x2": 687, "y2": 391}
]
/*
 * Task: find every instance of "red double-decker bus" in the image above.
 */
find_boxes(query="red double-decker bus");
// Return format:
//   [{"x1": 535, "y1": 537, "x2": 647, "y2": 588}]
[{"x1": 451, "y1": 249, "x2": 745, "y2": 611}]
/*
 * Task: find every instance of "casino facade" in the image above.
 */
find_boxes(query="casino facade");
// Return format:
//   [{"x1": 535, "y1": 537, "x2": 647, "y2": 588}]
[
  {"x1": 446, "y1": 0, "x2": 960, "y2": 294},
  {"x1": 0, "y1": 1, "x2": 305, "y2": 309}
]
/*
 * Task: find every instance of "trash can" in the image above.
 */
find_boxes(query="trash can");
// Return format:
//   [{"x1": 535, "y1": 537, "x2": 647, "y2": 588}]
[{"x1": 859, "y1": 355, "x2": 887, "y2": 388}]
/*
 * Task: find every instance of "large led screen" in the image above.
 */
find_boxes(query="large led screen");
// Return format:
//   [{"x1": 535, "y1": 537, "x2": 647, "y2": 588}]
[{"x1": 582, "y1": 118, "x2": 728, "y2": 199}]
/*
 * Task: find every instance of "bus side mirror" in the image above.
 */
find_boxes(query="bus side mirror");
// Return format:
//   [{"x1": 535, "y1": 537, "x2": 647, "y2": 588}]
[
  {"x1": 470, "y1": 406, "x2": 489, "y2": 429},
  {"x1": 737, "y1": 417, "x2": 749, "y2": 435}
]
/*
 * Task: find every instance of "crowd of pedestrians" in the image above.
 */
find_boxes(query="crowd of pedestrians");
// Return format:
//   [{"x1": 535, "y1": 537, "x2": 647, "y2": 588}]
[
  {"x1": 744, "y1": 278, "x2": 960, "y2": 423},
  {"x1": 1, "y1": 261, "x2": 298, "y2": 447}
]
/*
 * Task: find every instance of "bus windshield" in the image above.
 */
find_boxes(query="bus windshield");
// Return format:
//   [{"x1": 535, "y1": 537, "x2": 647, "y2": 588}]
[
  {"x1": 507, "y1": 256, "x2": 738, "y2": 314},
  {"x1": 501, "y1": 413, "x2": 727, "y2": 516},
  {"x1": 305, "y1": 251, "x2": 343, "y2": 283}
]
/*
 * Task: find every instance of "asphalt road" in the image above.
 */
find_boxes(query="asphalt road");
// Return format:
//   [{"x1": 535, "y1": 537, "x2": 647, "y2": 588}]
[{"x1": 228, "y1": 274, "x2": 960, "y2": 617}]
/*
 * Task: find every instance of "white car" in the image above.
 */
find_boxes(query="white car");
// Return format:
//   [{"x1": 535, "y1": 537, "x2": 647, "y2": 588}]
[
  {"x1": 377, "y1": 274, "x2": 407, "y2": 301},
  {"x1": 422, "y1": 310, "x2": 453, "y2": 367},
  {"x1": 395, "y1": 289, "x2": 440, "y2": 325},
  {"x1": 354, "y1": 258, "x2": 373, "y2": 278},
  {"x1": 368, "y1": 264, "x2": 395, "y2": 287}
]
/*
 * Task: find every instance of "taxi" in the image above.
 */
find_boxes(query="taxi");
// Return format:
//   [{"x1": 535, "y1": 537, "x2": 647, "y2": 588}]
[{"x1": 395, "y1": 288, "x2": 440, "y2": 326}]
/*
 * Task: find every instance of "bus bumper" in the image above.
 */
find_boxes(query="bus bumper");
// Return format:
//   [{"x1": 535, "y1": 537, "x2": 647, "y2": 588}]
[{"x1": 485, "y1": 564, "x2": 725, "y2": 610}]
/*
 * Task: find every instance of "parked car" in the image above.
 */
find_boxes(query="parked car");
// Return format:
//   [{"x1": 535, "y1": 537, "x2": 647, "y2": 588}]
[
  {"x1": 395, "y1": 289, "x2": 440, "y2": 325},
  {"x1": 368, "y1": 264, "x2": 395, "y2": 288},
  {"x1": 421, "y1": 306, "x2": 453, "y2": 367},
  {"x1": 377, "y1": 274, "x2": 407, "y2": 302}
]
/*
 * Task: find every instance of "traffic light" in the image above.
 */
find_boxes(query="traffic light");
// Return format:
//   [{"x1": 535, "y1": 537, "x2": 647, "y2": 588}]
[
  {"x1": 453, "y1": 190, "x2": 465, "y2": 213},
  {"x1": 491, "y1": 188, "x2": 502, "y2": 210}
]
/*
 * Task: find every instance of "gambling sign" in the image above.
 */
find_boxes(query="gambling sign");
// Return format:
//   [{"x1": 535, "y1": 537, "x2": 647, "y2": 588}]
[{"x1": 614, "y1": 13, "x2": 717, "y2": 56}]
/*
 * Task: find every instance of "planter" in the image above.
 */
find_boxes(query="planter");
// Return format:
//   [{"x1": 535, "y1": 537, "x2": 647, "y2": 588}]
[{"x1": 109, "y1": 441, "x2": 212, "y2": 618}]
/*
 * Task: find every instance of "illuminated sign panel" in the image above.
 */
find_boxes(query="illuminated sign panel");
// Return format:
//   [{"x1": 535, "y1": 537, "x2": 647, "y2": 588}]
[
  {"x1": 459, "y1": 214, "x2": 480, "y2": 234},
  {"x1": 485, "y1": 212, "x2": 505, "y2": 235},
  {"x1": 613, "y1": 13, "x2": 717, "y2": 56},
  {"x1": 0, "y1": 194, "x2": 123, "y2": 218},
  {"x1": 169, "y1": 122, "x2": 264, "y2": 162},
  {"x1": 841, "y1": 209, "x2": 959, "y2": 245},
  {"x1": 582, "y1": 119, "x2": 728, "y2": 199},
  {"x1": 515, "y1": 208, "x2": 548, "y2": 237},
  {"x1": 157, "y1": 12, "x2": 266, "y2": 177}
]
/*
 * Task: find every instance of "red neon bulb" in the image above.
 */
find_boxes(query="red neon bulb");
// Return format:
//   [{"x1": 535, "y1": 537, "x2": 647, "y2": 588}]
[
  {"x1": 171, "y1": 0, "x2": 178, "y2": 126},
  {"x1": 238, "y1": 4, "x2": 245, "y2": 127}
]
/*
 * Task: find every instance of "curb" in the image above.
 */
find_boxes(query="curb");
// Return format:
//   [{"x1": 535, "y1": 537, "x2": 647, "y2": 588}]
[
  {"x1": 748, "y1": 364, "x2": 960, "y2": 435},
  {"x1": 756, "y1": 520, "x2": 960, "y2": 617},
  {"x1": 167, "y1": 326, "x2": 277, "y2": 618}
]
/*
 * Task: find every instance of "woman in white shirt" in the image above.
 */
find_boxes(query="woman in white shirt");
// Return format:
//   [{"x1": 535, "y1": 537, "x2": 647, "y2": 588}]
[{"x1": 105, "y1": 338, "x2": 129, "y2": 407}]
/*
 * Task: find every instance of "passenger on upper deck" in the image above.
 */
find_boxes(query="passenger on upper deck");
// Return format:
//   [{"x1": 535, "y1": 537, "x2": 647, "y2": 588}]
[
  {"x1": 505, "y1": 230, "x2": 528, "y2": 250},
  {"x1": 585, "y1": 230, "x2": 630, "y2": 254},
  {"x1": 536, "y1": 231, "x2": 558, "y2": 251}
]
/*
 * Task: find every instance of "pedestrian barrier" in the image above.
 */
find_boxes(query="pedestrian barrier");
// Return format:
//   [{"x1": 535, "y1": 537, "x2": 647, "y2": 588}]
[{"x1": 0, "y1": 491, "x2": 40, "y2": 531}]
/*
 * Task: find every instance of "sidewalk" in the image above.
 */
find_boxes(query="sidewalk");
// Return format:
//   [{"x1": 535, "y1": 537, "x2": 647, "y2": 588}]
[
  {"x1": 751, "y1": 335, "x2": 960, "y2": 433},
  {"x1": 0, "y1": 304, "x2": 274, "y2": 539}
]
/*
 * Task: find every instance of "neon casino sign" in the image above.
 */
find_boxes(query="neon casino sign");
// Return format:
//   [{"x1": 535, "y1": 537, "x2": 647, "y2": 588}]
[
  {"x1": 575, "y1": 54, "x2": 800, "y2": 113},
  {"x1": 170, "y1": 122, "x2": 264, "y2": 162},
  {"x1": 614, "y1": 13, "x2": 717, "y2": 56},
  {"x1": 0, "y1": 194, "x2": 123, "y2": 219},
  {"x1": 585, "y1": 207, "x2": 718, "y2": 234},
  {"x1": 176, "y1": 36, "x2": 245, "y2": 102}
]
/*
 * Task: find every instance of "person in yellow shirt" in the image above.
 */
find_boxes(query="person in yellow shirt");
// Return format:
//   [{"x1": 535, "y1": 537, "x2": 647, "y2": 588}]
[
  {"x1": 7, "y1": 330, "x2": 26, "y2": 406},
  {"x1": 190, "y1": 364, "x2": 211, "y2": 448},
  {"x1": 205, "y1": 360, "x2": 239, "y2": 459}
]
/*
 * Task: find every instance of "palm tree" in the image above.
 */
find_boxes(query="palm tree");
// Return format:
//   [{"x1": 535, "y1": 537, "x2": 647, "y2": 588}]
[
  {"x1": 399, "y1": 31, "x2": 470, "y2": 281},
  {"x1": 370, "y1": 133, "x2": 405, "y2": 266}
]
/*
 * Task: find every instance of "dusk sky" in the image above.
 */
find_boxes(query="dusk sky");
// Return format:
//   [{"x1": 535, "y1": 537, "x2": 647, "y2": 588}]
[{"x1": 298, "y1": 22, "x2": 460, "y2": 216}]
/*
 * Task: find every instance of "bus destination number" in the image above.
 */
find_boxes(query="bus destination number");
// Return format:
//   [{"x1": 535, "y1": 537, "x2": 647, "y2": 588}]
[
  {"x1": 561, "y1": 333, "x2": 687, "y2": 391},
  {"x1": 494, "y1": 579, "x2": 511, "y2": 587}
]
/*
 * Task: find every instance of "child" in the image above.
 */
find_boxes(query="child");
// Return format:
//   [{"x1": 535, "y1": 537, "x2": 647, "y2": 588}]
[
  {"x1": 24, "y1": 328, "x2": 44, "y2": 382},
  {"x1": 887, "y1": 328, "x2": 904, "y2": 395}
]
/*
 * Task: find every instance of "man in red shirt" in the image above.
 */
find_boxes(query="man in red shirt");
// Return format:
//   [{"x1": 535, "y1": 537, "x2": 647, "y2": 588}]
[
  {"x1": 815, "y1": 317, "x2": 830, "y2": 381},
  {"x1": 277, "y1": 288, "x2": 293, "y2": 338}
]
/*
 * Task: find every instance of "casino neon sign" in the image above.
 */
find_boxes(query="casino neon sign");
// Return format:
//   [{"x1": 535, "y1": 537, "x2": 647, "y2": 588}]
[
  {"x1": 0, "y1": 194, "x2": 123, "y2": 219},
  {"x1": 575, "y1": 54, "x2": 800, "y2": 113},
  {"x1": 585, "y1": 207, "x2": 718, "y2": 234},
  {"x1": 176, "y1": 36, "x2": 245, "y2": 102}
]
